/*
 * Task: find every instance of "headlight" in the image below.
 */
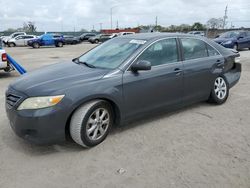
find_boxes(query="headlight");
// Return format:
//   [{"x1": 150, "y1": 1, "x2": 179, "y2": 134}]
[
  {"x1": 17, "y1": 95, "x2": 65, "y2": 110},
  {"x1": 222, "y1": 41, "x2": 232, "y2": 45},
  {"x1": 234, "y1": 56, "x2": 240, "y2": 63}
]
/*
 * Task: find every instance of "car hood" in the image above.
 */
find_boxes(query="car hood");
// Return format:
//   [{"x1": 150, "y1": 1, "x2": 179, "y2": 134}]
[
  {"x1": 214, "y1": 37, "x2": 235, "y2": 43},
  {"x1": 10, "y1": 61, "x2": 110, "y2": 96}
]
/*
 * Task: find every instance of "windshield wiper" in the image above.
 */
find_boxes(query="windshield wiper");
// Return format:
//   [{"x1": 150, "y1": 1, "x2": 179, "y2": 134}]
[
  {"x1": 80, "y1": 61, "x2": 96, "y2": 68},
  {"x1": 73, "y1": 58, "x2": 96, "y2": 68}
]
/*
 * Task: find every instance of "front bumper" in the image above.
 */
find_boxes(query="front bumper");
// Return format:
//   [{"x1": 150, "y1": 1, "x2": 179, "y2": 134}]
[
  {"x1": 5, "y1": 87, "x2": 68, "y2": 145},
  {"x1": 224, "y1": 63, "x2": 241, "y2": 88}
]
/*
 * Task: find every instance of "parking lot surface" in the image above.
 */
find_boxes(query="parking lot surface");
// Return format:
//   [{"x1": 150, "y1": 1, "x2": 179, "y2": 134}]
[{"x1": 0, "y1": 44, "x2": 250, "y2": 188}]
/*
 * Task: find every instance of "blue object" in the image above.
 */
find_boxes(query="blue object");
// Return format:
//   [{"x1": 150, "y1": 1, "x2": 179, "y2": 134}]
[
  {"x1": 27, "y1": 33, "x2": 65, "y2": 48},
  {"x1": 214, "y1": 30, "x2": 250, "y2": 49},
  {"x1": 7, "y1": 54, "x2": 27, "y2": 75}
]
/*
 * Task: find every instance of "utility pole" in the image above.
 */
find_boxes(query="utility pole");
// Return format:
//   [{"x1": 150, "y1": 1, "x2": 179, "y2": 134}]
[
  {"x1": 222, "y1": 5, "x2": 228, "y2": 29},
  {"x1": 92, "y1": 25, "x2": 95, "y2": 31},
  {"x1": 116, "y1": 20, "x2": 119, "y2": 29},
  {"x1": 99, "y1": 23, "x2": 103, "y2": 31},
  {"x1": 110, "y1": 6, "x2": 118, "y2": 30},
  {"x1": 155, "y1": 16, "x2": 158, "y2": 31}
]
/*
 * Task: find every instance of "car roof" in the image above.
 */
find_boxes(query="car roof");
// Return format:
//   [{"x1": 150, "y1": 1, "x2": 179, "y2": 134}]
[
  {"x1": 119, "y1": 32, "x2": 204, "y2": 40},
  {"x1": 119, "y1": 32, "x2": 236, "y2": 56}
]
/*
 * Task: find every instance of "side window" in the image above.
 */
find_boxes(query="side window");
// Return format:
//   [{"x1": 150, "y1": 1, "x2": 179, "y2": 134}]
[
  {"x1": 207, "y1": 44, "x2": 220, "y2": 56},
  {"x1": 137, "y1": 38, "x2": 178, "y2": 66},
  {"x1": 239, "y1": 32, "x2": 246, "y2": 37},
  {"x1": 247, "y1": 32, "x2": 250, "y2": 37},
  {"x1": 181, "y1": 38, "x2": 208, "y2": 60}
]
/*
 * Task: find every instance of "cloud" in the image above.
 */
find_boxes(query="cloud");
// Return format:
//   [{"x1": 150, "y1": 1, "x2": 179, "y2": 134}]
[{"x1": 0, "y1": 0, "x2": 249, "y2": 31}]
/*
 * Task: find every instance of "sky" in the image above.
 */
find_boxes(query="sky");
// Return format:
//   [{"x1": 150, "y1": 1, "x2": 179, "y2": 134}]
[{"x1": 0, "y1": 0, "x2": 250, "y2": 32}]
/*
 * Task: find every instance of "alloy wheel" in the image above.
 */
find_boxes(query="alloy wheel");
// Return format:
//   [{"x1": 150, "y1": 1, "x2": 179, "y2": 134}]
[
  {"x1": 214, "y1": 77, "x2": 227, "y2": 100},
  {"x1": 86, "y1": 108, "x2": 110, "y2": 141}
]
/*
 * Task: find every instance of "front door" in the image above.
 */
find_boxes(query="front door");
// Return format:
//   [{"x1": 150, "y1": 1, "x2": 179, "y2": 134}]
[{"x1": 123, "y1": 38, "x2": 183, "y2": 118}]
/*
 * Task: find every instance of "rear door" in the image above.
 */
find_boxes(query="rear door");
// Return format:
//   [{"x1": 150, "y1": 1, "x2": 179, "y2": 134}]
[
  {"x1": 123, "y1": 38, "x2": 183, "y2": 118},
  {"x1": 180, "y1": 37, "x2": 224, "y2": 103}
]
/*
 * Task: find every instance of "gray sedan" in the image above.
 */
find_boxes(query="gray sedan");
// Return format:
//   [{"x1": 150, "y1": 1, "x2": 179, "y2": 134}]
[{"x1": 6, "y1": 33, "x2": 241, "y2": 147}]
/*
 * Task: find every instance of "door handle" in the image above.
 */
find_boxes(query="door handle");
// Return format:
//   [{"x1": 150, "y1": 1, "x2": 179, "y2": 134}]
[
  {"x1": 216, "y1": 60, "x2": 224, "y2": 67},
  {"x1": 174, "y1": 68, "x2": 182, "y2": 75}
]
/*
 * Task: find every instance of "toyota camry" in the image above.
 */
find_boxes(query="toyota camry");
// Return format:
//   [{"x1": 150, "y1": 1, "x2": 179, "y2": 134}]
[{"x1": 5, "y1": 33, "x2": 241, "y2": 147}]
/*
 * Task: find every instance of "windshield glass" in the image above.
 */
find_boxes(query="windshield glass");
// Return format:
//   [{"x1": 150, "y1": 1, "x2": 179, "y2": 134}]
[
  {"x1": 219, "y1": 31, "x2": 240, "y2": 38},
  {"x1": 78, "y1": 38, "x2": 146, "y2": 69}
]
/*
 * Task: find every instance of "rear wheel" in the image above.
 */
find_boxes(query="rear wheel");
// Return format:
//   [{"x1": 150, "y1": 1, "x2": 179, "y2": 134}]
[
  {"x1": 33, "y1": 42, "x2": 40, "y2": 48},
  {"x1": 208, "y1": 76, "x2": 229, "y2": 104},
  {"x1": 70, "y1": 100, "x2": 113, "y2": 148},
  {"x1": 95, "y1": 39, "x2": 99, "y2": 44}
]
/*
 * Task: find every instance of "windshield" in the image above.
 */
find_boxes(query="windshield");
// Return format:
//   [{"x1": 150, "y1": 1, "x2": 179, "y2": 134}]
[
  {"x1": 78, "y1": 38, "x2": 146, "y2": 69},
  {"x1": 219, "y1": 31, "x2": 240, "y2": 38}
]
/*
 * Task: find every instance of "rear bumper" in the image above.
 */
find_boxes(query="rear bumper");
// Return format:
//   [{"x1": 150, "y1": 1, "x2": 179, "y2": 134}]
[
  {"x1": 224, "y1": 63, "x2": 241, "y2": 88},
  {"x1": 0, "y1": 61, "x2": 7, "y2": 69}
]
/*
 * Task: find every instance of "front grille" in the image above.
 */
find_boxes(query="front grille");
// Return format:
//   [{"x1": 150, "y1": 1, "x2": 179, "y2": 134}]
[{"x1": 6, "y1": 94, "x2": 21, "y2": 108}]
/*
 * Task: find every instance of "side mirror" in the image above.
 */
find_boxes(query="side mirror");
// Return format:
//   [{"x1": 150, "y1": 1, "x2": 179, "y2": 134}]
[
  {"x1": 131, "y1": 60, "x2": 151, "y2": 72},
  {"x1": 215, "y1": 35, "x2": 220, "y2": 38}
]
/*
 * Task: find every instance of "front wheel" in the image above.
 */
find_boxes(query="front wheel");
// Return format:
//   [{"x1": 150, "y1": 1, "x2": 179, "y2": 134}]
[
  {"x1": 233, "y1": 43, "x2": 239, "y2": 51},
  {"x1": 33, "y1": 42, "x2": 40, "y2": 48},
  {"x1": 208, "y1": 76, "x2": 229, "y2": 104},
  {"x1": 8, "y1": 43, "x2": 16, "y2": 47},
  {"x1": 70, "y1": 100, "x2": 113, "y2": 148},
  {"x1": 56, "y1": 42, "x2": 63, "y2": 47}
]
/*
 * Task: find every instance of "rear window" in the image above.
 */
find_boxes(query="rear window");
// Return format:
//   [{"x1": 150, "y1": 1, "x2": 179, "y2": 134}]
[
  {"x1": 181, "y1": 38, "x2": 208, "y2": 60},
  {"x1": 207, "y1": 44, "x2": 220, "y2": 56}
]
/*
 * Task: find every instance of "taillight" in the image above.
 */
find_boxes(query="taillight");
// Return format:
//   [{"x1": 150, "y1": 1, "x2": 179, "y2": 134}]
[{"x1": 2, "y1": 53, "x2": 7, "y2": 61}]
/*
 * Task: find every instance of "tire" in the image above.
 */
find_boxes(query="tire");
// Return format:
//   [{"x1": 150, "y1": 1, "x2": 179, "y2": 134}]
[
  {"x1": 56, "y1": 42, "x2": 63, "y2": 47},
  {"x1": 33, "y1": 42, "x2": 40, "y2": 48},
  {"x1": 208, "y1": 76, "x2": 229, "y2": 104},
  {"x1": 8, "y1": 43, "x2": 15, "y2": 47},
  {"x1": 95, "y1": 39, "x2": 99, "y2": 44},
  {"x1": 233, "y1": 43, "x2": 239, "y2": 51},
  {"x1": 70, "y1": 100, "x2": 113, "y2": 148}
]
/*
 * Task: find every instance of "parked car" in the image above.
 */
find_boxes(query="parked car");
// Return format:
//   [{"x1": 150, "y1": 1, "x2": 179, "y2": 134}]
[
  {"x1": 110, "y1": 33, "x2": 118, "y2": 38},
  {"x1": 118, "y1": 32, "x2": 135, "y2": 36},
  {"x1": 6, "y1": 33, "x2": 241, "y2": 147},
  {"x1": 27, "y1": 34, "x2": 65, "y2": 48},
  {"x1": 64, "y1": 35, "x2": 81, "y2": 45},
  {"x1": 214, "y1": 30, "x2": 250, "y2": 50},
  {"x1": 7, "y1": 35, "x2": 37, "y2": 47},
  {"x1": 187, "y1": 31, "x2": 205, "y2": 36},
  {"x1": 79, "y1": 33, "x2": 96, "y2": 41},
  {"x1": 88, "y1": 34, "x2": 112, "y2": 43},
  {"x1": 2, "y1": 32, "x2": 27, "y2": 45},
  {"x1": 0, "y1": 41, "x2": 13, "y2": 72}
]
